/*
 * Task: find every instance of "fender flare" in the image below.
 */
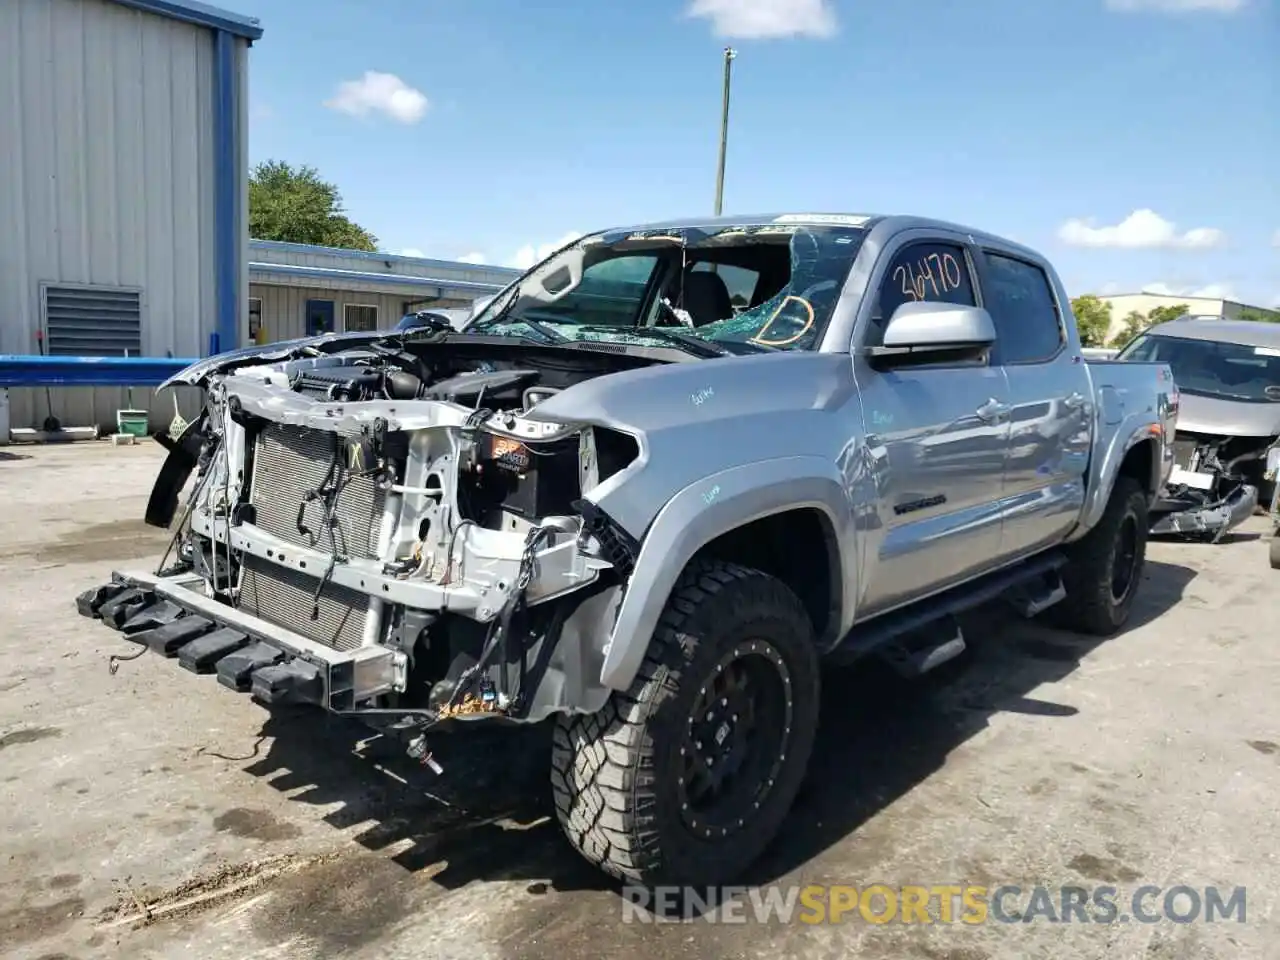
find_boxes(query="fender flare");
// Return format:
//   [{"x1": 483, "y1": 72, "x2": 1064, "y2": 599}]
[
  {"x1": 597, "y1": 456, "x2": 855, "y2": 691},
  {"x1": 1076, "y1": 417, "x2": 1164, "y2": 536}
]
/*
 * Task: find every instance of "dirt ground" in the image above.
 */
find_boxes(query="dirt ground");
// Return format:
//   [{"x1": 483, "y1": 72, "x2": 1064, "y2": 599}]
[{"x1": 1, "y1": 440, "x2": 1276, "y2": 960}]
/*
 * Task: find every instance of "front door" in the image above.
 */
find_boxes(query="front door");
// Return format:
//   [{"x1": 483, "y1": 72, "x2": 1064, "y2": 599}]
[
  {"x1": 853, "y1": 237, "x2": 1012, "y2": 616},
  {"x1": 305, "y1": 299, "x2": 335, "y2": 336},
  {"x1": 974, "y1": 249, "x2": 1093, "y2": 560}
]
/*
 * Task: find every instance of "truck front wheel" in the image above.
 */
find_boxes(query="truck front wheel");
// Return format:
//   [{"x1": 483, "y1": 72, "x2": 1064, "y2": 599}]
[
  {"x1": 551, "y1": 559, "x2": 821, "y2": 887},
  {"x1": 1056, "y1": 476, "x2": 1149, "y2": 635}
]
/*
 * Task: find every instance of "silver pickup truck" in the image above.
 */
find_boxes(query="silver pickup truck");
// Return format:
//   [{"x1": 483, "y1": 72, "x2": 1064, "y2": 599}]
[{"x1": 76, "y1": 213, "x2": 1177, "y2": 888}]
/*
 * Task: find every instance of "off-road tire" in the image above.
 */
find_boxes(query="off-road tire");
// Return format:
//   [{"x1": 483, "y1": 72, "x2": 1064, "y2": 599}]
[
  {"x1": 1055, "y1": 476, "x2": 1149, "y2": 636},
  {"x1": 551, "y1": 559, "x2": 821, "y2": 887}
]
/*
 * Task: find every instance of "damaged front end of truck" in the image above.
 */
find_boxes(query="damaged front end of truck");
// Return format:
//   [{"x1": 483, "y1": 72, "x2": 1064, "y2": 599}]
[{"x1": 76, "y1": 335, "x2": 660, "y2": 752}]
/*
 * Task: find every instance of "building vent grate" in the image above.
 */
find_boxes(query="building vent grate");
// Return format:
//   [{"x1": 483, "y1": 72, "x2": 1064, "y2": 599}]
[{"x1": 42, "y1": 284, "x2": 143, "y2": 356}]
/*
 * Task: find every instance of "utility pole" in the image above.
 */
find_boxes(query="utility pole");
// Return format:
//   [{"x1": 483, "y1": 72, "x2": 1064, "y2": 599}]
[{"x1": 713, "y1": 46, "x2": 736, "y2": 217}]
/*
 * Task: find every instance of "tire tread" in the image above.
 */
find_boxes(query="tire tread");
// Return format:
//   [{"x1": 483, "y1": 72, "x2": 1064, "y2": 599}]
[{"x1": 550, "y1": 558, "x2": 817, "y2": 885}]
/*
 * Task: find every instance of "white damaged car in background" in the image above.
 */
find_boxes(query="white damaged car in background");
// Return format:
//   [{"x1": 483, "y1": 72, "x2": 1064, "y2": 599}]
[{"x1": 1117, "y1": 317, "x2": 1280, "y2": 541}]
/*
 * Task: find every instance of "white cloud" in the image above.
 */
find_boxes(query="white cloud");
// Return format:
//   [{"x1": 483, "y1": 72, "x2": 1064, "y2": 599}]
[
  {"x1": 1105, "y1": 0, "x2": 1246, "y2": 11},
  {"x1": 507, "y1": 232, "x2": 583, "y2": 270},
  {"x1": 324, "y1": 72, "x2": 429, "y2": 124},
  {"x1": 457, "y1": 252, "x2": 487, "y2": 265},
  {"x1": 686, "y1": 0, "x2": 836, "y2": 39},
  {"x1": 1140, "y1": 281, "x2": 1237, "y2": 299},
  {"x1": 1058, "y1": 209, "x2": 1226, "y2": 249},
  {"x1": 397, "y1": 248, "x2": 426, "y2": 258}
]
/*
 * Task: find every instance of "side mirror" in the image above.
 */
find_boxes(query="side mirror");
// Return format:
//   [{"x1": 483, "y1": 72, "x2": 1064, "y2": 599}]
[{"x1": 872, "y1": 301, "x2": 996, "y2": 363}]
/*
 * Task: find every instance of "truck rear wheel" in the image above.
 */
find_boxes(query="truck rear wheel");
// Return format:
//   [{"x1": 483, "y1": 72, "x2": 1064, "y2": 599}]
[
  {"x1": 550, "y1": 559, "x2": 820, "y2": 887},
  {"x1": 1055, "y1": 476, "x2": 1149, "y2": 635}
]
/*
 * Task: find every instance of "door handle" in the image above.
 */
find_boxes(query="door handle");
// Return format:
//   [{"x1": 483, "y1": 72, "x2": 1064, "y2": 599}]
[
  {"x1": 1064, "y1": 391, "x2": 1085, "y2": 409},
  {"x1": 975, "y1": 398, "x2": 1009, "y2": 422}
]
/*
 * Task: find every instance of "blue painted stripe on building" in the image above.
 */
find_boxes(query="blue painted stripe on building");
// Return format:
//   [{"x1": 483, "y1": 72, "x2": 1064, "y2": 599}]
[
  {"x1": 248, "y1": 261, "x2": 510, "y2": 294},
  {"x1": 213, "y1": 30, "x2": 238, "y2": 358},
  {"x1": 248, "y1": 239, "x2": 522, "y2": 278},
  {"x1": 106, "y1": 0, "x2": 263, "y2": 40}
]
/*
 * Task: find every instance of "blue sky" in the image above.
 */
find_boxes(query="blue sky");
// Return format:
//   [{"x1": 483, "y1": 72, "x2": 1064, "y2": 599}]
[{"x1": 239, "y1": 0, "x2": 1279, "y2": 306}]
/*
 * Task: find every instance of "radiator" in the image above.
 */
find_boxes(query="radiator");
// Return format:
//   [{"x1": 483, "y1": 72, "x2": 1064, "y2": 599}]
[
  {"x1": 249, "y1": 423, "x2": 386, "y2": 561},
  {"x1": 238, "y1": 553, "x2": 370, "y2": 651}
]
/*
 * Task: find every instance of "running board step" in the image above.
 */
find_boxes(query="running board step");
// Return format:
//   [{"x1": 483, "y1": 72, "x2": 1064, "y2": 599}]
[
  {"x1": 830, "y1": 550, "x2": 1068, "y2": 665},
  {"x1": 879, "y1": 618, "x2": 968, "y2": 678},
  {"x1": 1004, "y1": 570, "x2": 1067, "y2": 618}
]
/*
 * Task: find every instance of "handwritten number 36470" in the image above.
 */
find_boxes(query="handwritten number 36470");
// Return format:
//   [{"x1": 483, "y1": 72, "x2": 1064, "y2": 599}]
[{"x1": 893, "y1": 252, "x2": 963, "y2": 302}]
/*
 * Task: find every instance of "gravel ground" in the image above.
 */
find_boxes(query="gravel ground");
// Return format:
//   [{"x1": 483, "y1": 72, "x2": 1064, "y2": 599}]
[{"x1": 1, "y1": 440, "x2": 1276, "y2": 960}]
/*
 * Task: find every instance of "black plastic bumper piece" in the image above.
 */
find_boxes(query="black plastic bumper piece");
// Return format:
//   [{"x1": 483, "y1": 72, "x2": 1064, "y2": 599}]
[
  {"x1": 573, "y1": 499, "x2": 640, "y2": 578},
  {"x1": 178, "y1": 626, "x2": 250, "y2": 673},
  {"x1": 120, "y1": 599, "x2": 185, "y2": 636},
  {"x1": 250, "y1": 659, "x2": 324, "y2": 706},
  {"x1": 100, "y1": 588, "x2": 157, "y2": 629},
  {"x1": 76, "y1": 582, "x2": 130, "y2": 619},
  {"x1": 131, "y1": 615, "x2": 216, "y2": 656},
  {"x1": 216, "y1": 641, "x2": 287, "y2": 691}
]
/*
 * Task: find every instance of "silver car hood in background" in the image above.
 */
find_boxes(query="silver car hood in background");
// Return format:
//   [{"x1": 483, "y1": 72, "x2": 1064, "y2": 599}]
[{"x1": 1175, "y1": 391, "x2": 1280, "y2": 438}]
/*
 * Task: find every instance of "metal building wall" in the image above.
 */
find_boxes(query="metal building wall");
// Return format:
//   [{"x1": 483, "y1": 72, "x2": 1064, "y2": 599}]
[
  {"x1": 0, "y1": 0, "x2": 251, "y2": 432},
  {"x1": 250, "y1": 283, "x2": 475, "y2": 344}
]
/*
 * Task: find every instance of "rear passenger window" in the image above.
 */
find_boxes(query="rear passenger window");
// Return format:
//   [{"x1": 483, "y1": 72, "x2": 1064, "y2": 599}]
[
  {"x1": 982, "y1": 253, "x2": 1064, "y2": 363},
  {"x1": 867, "y1": 241, "x2": 976, "y2": 347}
]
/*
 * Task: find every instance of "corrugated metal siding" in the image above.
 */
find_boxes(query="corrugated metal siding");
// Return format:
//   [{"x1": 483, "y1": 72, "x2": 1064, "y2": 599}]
[
  {"x1": 250, "y1": 283, "x2": 473, "y2": 343},
  {"x1": 0, "y1": 0, "x2": 241, "y2": 431}
]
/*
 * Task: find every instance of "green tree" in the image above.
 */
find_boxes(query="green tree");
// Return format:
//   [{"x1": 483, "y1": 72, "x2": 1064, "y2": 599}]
[
  {"x1": 1070, "y1": 295, "x2": 1113, "y2": 347},
  {"x1": 1239, "y1": 307, "x2": 1280, "y2": 323},
  {"x1": 248, "y1": 160, "x2": 378, "y2": 251},
  {"x1": 1112, "y1": 310, "x2": 1151, "y2": 348},
  {"x1": 1147, "y1": 303, "x2": 1190, "y2": 326}
]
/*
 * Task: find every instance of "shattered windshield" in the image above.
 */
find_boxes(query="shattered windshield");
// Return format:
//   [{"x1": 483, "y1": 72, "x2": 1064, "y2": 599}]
[
  {"x1": 464, "y1": 221, "x2": 868, "y2": 354},
  {"x1": 1120, "y1": 333, "x2": 1280, "y2": 403}
]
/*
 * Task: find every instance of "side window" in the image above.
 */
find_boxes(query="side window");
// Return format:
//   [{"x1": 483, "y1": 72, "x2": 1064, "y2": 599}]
[
  {"x1": 867, "y1": 241, "x2": 976, "y2": 347},
  {"x1": 981, "y1": 253, "x2": 1064, "y2": 363},
  {"x1": 524, "y1": 254, "x2": 659, "y2": 326}
]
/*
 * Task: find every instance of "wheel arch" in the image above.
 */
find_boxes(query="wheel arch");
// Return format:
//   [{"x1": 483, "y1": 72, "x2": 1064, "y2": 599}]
[
  {"x1": 597, "y1": 457, "x2": 855, "y2": 691},
  {"x1": 1073, "y1": 421, "x2": 1164, "y2": 540}
]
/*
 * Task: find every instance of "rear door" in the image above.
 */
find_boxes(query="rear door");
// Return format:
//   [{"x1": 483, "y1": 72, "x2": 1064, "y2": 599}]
[
  {"x1": 973, "y1": 249, "x2": 1093, "y2": 560},
  {"x1": 851, "y1": 233, "x2": 1012, "y2": 616}
]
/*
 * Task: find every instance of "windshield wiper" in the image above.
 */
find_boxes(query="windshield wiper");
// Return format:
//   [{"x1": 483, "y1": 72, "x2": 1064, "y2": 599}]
[
  {"x1": 512, "y1": 316, "x2": 568, "y2": 344},
  {"x1": 624, "y1": 327, "x2": 735, "y2": 358}
]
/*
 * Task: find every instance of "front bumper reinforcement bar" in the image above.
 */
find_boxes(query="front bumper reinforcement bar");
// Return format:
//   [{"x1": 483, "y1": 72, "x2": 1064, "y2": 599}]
[{"x1": 75, "y1": 570, "x2": 399, "y2": 709}]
